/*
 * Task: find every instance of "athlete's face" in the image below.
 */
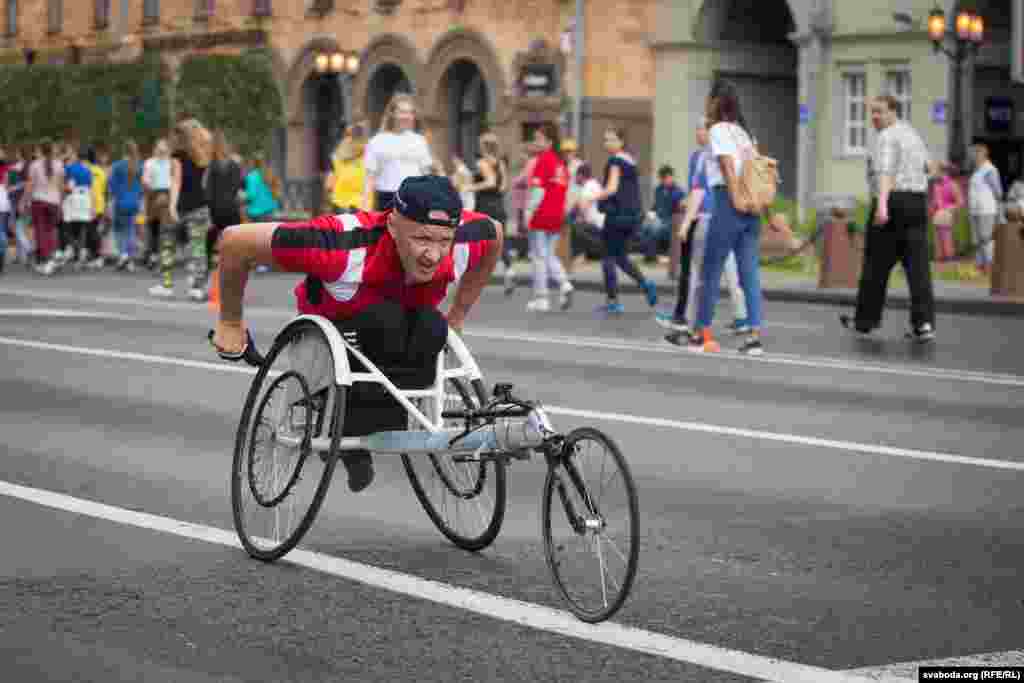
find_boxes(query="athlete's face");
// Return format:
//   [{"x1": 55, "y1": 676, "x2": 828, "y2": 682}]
[{"x1": 389, "y1": 213, "x2": 456, "y2": 284}]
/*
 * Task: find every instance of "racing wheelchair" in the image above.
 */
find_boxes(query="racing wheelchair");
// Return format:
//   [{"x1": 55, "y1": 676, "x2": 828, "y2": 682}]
[{"x1": 214, "y1": 314, "x2": 639, "y2": 623}]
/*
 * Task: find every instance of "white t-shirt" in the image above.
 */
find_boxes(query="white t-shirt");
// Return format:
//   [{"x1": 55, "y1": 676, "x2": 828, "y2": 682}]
[
  {"x1": 364, "y1": 131, "x2": 433, "y2": 193},
  {"x1": 578, "y1": 178, "x2": 605, "y2": 228},
  {"x1": 707, "y1": 122, "x2": 754, "y2": 188}
]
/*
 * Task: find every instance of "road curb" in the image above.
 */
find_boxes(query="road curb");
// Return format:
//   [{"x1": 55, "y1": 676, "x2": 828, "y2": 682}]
[{"x1": 489, "y1": 276, "x2": 1023, "y2": 318}]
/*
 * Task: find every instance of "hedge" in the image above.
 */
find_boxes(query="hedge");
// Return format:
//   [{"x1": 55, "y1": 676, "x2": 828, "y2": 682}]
[
  {"x1": 173, "y1": 49, "x2": 283, "y2": 159},
  {"x1": 0, "y1": 48, "x2": 282, "y2": 158},
  {"x1": 0, "y1": 55, "x2": 169, "y2": 150}
]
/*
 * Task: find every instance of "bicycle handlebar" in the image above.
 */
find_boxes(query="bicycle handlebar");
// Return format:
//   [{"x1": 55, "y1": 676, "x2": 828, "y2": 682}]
[{"x1": 207, "y1": 329, "x2": 265, "y2": 368}]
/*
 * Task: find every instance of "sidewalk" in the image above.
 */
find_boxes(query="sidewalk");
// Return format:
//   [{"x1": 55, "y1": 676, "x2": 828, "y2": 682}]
[{"x1": 496, "y1": 259, "x2": 1024, "y2": 318}]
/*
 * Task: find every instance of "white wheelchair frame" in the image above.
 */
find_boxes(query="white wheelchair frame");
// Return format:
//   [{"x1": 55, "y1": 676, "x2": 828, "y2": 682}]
[{"x1": 278, "y1": 314, "x2": 555, "y2": 458}]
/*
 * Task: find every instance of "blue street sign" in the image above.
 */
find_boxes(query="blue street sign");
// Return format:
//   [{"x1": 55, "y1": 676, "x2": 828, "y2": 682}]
[
  {"x1": 931, "y1": 100, "x2": 947, "y2": 124},
  {"x1": 799, "y1": 104, "x2": 811, "y2": 124}
]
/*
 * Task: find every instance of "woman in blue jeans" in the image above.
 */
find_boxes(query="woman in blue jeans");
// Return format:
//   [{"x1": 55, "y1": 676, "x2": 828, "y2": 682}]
[
  {"x1": 108, "y1": 140, "x2": 144, "y2": 272},
  {"x1": 690, "y1": 80, "x2": 764, "y2": 355},
  {"x1": 595, "y1": 127, "x2": 657, "y2": 314}
]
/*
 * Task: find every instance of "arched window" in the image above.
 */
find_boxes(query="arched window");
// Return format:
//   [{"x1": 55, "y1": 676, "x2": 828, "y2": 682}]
[
  {"x1": 47, "y1": 0, "x2": 61, "y2": 34},
  {"x1": 94, "y1": 0, "x2": 110, "y2": 29},
  {"x1": 143, "y1": 0, "x2": 159, "y2": 25},
  {"x1": 4, "y1": 0, "x2": 16, "y2": 37}
]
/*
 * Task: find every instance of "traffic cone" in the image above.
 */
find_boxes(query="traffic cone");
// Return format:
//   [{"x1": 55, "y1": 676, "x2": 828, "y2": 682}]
[{"x1": 208, "y1": 266, "x2": 220, "y2": 312}]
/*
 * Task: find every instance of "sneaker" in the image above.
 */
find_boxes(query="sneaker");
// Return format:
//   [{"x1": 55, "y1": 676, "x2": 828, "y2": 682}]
[
  {"x1": 503, "y1": 267, "x2": 517, "y2": 296},
  {"x1": 187, "y1": 287, "x2": 207, "y2": 303},
  {"x1": 655, "y1": 311, "x2": 689, "y2": 333},
  {"x1": 664, "y1": 331, "x2": 689, "y2": 348},
  {"x1": 86, "y1": 257, "x2": 105, "y2": 270},
  {"x1": 558, "y1": 282, "x2": 574, "y2": 311},
  {"x1": 526, "y1": 297, "x2": 550, "y2": 312},
  {"x1": 116, "y1": 255, "x2": 129, "y2": 271},
  {"x1": 596, "y1": 301, "x2": 625, "y2": 315},
  {"x1": 905, "y1": 322, "x2": 936, "y2": 343},
  {"x1": 738, "y1": 336, "x2": 764, "y2": 356},
  {"x1": 688, "y1": 329, "x2": 721, "y2": 353},
  {"x1": 730, "y1": 319, "x2": 752, "y2": 335},
  {"x1": 125, "y1": 260, "x2": 137, "y2": 274},
  {"x1": 839, "y1": 313, "x2": 874, "y2": 337},
  {"x1": 342, "y1": 451, "x2": 375, "y2": 492},
  {"x1": 149, "y1": 283, "x2": 175, "y2": 298},
  {"x1": 641, "y1": 280, "x2": 658, "y2": 307}
]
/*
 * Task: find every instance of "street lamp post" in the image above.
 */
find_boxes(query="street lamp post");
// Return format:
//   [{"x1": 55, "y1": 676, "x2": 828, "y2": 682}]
[
  {"x1": 927, "y1": 5, "x2": 985, "y2": 169},
  {"x1": 313, "y1": 48, "x2": 360, "y2": 211}
]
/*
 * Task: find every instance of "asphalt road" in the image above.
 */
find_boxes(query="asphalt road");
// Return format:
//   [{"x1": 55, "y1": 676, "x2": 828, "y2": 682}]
[{"x1": 1, "y1": 267, "x2": 1023, "y2": 682}]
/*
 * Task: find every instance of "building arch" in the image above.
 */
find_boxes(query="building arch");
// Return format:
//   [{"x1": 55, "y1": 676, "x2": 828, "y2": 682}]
[
  {"x1": 420, "y1": 28, "x2": 509, "y2": 165},
  {"x1": 351, "y1": 33, "x2": 422, "y2": 130}
]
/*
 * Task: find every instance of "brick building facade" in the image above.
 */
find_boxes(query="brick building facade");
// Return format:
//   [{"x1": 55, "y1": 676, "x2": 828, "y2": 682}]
[{"x1": 1, "y1": 0, "x2": 656, "y2": 211}]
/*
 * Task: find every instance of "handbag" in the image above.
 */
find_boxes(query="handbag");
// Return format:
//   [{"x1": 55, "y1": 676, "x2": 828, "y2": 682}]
[{"x1": 727, "y1": 125, "x2": 778, "y2": 215}]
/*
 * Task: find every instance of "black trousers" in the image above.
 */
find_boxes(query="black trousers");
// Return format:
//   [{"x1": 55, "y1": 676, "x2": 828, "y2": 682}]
[
  {"x1": 853, "y1": 192, "x2": 935, "y2": 330},
  {"x1": 671, "y1": 236, "x2": 695, "y2": 322},
  {"x1": 334, "y1": 300, "x2": 449, "y2": 438}
]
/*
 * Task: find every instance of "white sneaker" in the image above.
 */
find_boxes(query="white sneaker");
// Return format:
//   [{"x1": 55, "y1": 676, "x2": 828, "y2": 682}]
[
  {"x1": 526, "y1": 297, "x2": 550, "y2": 312},
  {"x1": 149, "y1": 283, "x2": 175, "y2": 298},
  {"x1": 87, "y1": 257, "x2": 105, "y2": 270},
  {"x1": 558, "y1": 282, "x2": 574, "y2": 311},
  {"x1": 125, "y1": 260, "x2": 137, "y2": 274},
  {"x1": 503, "y1": 267, "x2": 517, "y2": 296},
  {"x1": 35, "y1": 260, "x2": 57, "y2": 276},
  {"x1": 187, "y1": 287, "x2": 207, "y2": 302}
]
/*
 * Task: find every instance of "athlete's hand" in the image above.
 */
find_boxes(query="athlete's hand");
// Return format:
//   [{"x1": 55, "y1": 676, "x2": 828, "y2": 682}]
[
  {"x1": 212, "y1": 320, "x2": 247, "y2": 355},
  {"x1": 446, "y1": 307, "x2": 466, "y2": 336}
]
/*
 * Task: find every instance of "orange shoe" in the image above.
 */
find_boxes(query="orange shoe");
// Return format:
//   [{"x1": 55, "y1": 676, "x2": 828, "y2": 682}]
[{"x1": 688, "y1": 328, "x2": 721, "y2": 353}]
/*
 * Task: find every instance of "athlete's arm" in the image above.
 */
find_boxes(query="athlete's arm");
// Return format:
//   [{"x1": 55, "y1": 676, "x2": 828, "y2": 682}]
[
  {"x1": 212, "y1": 222, "x2": 279, "y2": 354},
  {"x1": 446, "y1": 221, "x2": 503, "y2": 334}
]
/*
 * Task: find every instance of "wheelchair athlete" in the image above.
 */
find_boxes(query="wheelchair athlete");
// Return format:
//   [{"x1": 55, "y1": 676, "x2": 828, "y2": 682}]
[{"x1": 211, "y1": 175, "x2": 503, "y2": 492}]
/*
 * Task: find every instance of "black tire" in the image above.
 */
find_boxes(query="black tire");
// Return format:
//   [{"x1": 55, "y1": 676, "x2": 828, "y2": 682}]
[
  {"x1": 402, "y1": 377, "x2": 507, "y2": 552},
  {"x1": 542, "y1": 427, "x2": 639, "y2": 622},
  {"x1": 231, "y1": 320, "x2": 346, "y2": 562}
]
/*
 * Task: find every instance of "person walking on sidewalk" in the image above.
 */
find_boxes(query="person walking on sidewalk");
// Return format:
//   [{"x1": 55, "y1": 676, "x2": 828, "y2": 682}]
[
  {"x1": 658, "y1": 118, "x2": 749, "y2": 337},
  {"x1": 152, "y1": 119, "x2": 213, "y2": 301},
  {"x1": 687, "y1": 81, "x2": 764, "y2": 355},
  {"x1": 840, "y1": 94, "x2": 937, "y2": 343},
  {"x1": 967, "y1": 143, "x2": 1003, "y2": 275},
  {"x1": 593, "y1": 126, "x2": 658, "y2": 314},
  {"x1": 108, "y1": 140, "x2": 145, "y2": 272},
  {"x1": 524, "y1": 122, "x2": 575, "y2": 313}
]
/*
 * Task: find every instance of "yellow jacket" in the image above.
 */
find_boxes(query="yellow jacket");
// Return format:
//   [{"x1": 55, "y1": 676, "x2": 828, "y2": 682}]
[
  {"x1": 86, "y1": 162, "x2": 108, "y2": 217},
  {"x1": 331, "y1": 157, "x2": 367, "y2": 210}
]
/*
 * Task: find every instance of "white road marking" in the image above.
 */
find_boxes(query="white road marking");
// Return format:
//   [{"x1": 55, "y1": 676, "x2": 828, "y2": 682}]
[
  {"x1": 845, "y1": 651, "x2": 1024, "y2": 680},
  {"x1": 2, "y1": 287, "x2": 1021, "y2": 387},
  {"x1": 0, "y1": 308, "x2": 137, "y2": 320},
  {"x1": 0, "y1": 478, "x2": 910, "y2": 683},
  {"x1": 1, "y1": 335, "x2": 1022, "y2": 473}
]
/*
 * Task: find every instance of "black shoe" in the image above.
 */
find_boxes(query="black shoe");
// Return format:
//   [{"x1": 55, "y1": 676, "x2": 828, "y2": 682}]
[
  {"x1": 738, "y1": 336, "x2": 764, "y2": 356},
  {"x1": 905, "y1": 322, "x2": 936, "y2": 343},
  {"x1": 839, "y1": 313, "x2": 874, "y2": 336},
  {"x1": 342, "y1": 451, "x2": 375, "y2": 492}
]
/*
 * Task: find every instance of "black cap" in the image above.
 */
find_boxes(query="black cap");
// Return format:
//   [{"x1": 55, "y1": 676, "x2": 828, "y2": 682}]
[{"x1": 393, "y1": 175, "x2": 463, "y2": 229}]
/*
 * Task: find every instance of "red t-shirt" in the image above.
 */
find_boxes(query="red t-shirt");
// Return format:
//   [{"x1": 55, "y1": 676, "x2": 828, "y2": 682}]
[
  {"x1": 528, "y1": 149, "x2": 569, "y2": 233},
  {"x1": 271, "y1": 210, "x2": 497, "y2": 320}
]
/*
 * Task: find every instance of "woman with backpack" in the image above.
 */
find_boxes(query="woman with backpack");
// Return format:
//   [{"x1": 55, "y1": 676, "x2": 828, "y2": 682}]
[
  {"x1": 108, "y1": 140, "x2": 145, "y2": 272},
  {"x1": 688, "y1": 80, "x2": 766, "y2": 355}
]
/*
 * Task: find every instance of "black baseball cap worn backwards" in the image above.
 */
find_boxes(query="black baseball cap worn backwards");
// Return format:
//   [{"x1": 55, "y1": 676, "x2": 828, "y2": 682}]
[{"x1": 393, "y1": 175, "x2": 463, "y2": 229}]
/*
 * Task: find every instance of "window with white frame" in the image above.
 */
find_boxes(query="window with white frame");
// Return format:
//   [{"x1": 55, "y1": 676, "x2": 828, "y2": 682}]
[
  {"x1": 842, "y1": 70, "x2": 868, "y2": 155},
  {"x1": 884, "y1": 68, "x2": 912, "y2": 120}
]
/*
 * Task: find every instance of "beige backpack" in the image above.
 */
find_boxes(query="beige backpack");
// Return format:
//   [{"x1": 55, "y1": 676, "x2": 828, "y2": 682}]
[{"x1": 729, "y1": 126, "x2": 779, "y2": 215}]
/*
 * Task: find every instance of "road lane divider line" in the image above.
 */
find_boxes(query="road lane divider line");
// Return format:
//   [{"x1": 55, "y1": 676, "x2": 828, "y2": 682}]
[
  {"x1": 0, "y1": 478, "x2": 909, "y2": 683},
  {"x1": 0, "y1": 308, "x2": 139, "y2": 320},
  {"x1": 2, "y1": 287, "x2": 1021, "y2": 387},
  {"x1": 2, "y1": 335, "x2": 1021, "y2": 473},
  {"x1": 844, "y1": 651, "x2": 1024, "y2": 679}
]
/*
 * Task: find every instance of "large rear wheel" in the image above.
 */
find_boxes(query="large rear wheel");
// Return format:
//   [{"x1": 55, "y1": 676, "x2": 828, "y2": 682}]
[{"x1": 231, "y1": 321, "x2": 345, "y2": 562}]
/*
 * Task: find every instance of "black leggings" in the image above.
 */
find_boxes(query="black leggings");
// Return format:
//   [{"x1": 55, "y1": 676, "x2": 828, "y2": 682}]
[{"x1": 334, "y1": 300, "x2": 449, "y2": 437}]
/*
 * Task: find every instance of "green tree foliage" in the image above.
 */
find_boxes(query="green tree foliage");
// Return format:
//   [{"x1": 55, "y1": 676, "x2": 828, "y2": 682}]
[
  {"x1": 173, "y1": 49, "x2": 283, "y2": 159},
  {"x1": 0, "y1": 55, "x2": 168, "y2": 151}
]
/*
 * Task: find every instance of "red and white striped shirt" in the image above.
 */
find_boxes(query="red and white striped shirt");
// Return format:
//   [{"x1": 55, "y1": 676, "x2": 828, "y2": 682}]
[{"x1": 271, "y1": 210, "x2": 498, "y2": 320}]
